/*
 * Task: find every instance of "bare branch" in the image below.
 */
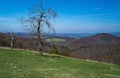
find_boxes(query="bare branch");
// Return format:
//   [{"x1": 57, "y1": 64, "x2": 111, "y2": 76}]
[{"x1": 21, "y1": 2, "x2": 57, "y2": 55}]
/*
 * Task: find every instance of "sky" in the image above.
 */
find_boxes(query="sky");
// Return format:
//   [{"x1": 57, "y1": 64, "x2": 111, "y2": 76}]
[{"x1": 0, "y1": 0, "x2": 120, "y2": 33}]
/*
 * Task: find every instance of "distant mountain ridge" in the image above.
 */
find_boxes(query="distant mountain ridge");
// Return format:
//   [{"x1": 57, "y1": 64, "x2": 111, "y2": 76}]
[
  {"x1": 0, "y1": 32, "x2": 120, "y2": 64},
  {"x1": 55, "y1": 33, "x2": 120, "y2": 65},
  {"x1": 57, "y1": 33, "x2": 120, "y2": 49},
  {"x1": 3, "y1": 32, "x2": 120, "y2": 38},
  {"x1": 51, "y1": 32, "x2": 120, "y2": 38},
  {"x1": 111, "y1": 32, "x2": 120, "y2": 37},
  {"x1": 86, "y1": 33, "x2": 120, "y2": 44}
]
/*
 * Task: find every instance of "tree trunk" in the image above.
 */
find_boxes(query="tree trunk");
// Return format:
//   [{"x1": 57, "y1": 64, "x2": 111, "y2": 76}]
[
  {"x1": 37, "y1": 32, "x2": 43, "y2": 55},
  {"x1": 10, "y1": 32, "x2": 15, "y2": 49},
  {"x1": 10, "y1": 40, "x2": 14, "y2": 49},
  {"x1": 36, "y1": 13, "x2": 44, "y2": 55},
  {"x1": 37, "y1": 20, "x2": 43, "y2": 55}
]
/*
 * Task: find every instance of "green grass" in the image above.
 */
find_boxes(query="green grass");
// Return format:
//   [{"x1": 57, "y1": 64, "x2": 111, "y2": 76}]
[
  {"x1": 0, "y1": 47, "x2": 120, "y2": 78},
  {"x1": 46, "y1": 38, "x2": 66, "y2": 42}
]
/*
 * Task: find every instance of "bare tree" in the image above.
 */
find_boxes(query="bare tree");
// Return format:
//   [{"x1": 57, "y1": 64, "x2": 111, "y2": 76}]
[
  {"x1": 22, "y1": 2, "x2": 57, "y2": 55},
  {"x1": 9, "y1": 32, "x2": 15, "y2": 49}
]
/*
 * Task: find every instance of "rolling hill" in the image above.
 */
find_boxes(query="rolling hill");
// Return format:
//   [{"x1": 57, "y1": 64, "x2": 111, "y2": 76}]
[
  {"x1": 0, "y1": 47, "x2": 120, "y2": 78},
  {"x1": 54, "y1": 33, "x2": 120, "y2": 65},
  {"x1": 64, "y1": 33, "x2": 120, "y2": 48},
  {"x1": 0, "y1": 32, "x2": 120, "y2": 65},
  {"x1": 87, "y1": 33, "x2": 120, "y2": 44}
]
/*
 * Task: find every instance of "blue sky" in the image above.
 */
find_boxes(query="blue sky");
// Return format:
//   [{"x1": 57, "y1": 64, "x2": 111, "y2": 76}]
[{"x1": 0, "y1": 0, "x2": 120, "y2": 33}]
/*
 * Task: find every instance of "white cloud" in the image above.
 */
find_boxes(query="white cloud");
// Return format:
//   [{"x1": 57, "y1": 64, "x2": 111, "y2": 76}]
[
  {"x1": 0, "y1": 17, "x2": 24, "y2": 32},
  {"x1": 84, "y1": 12, "x2": 120, "y2": 17},
  {"x1": 53, "y1": 13, "x2": 120, "y2": 33}
]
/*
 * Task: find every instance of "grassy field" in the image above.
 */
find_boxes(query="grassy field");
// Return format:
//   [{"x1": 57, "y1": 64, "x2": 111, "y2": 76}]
[
  {"x1": 0, "y1": 47, "x2": 120, "y2": 78},
  {"x1": 46, "y1": 38, "x2": 66, "y2": 42}
]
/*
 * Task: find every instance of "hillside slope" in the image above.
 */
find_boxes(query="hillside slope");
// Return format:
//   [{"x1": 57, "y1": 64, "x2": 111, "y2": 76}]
[
  {"x1": 0, "y1": 47, "x2": 120, "y2": 78},
  {"x1": 61, "y1": 33, "x2": 120, "y2": 49},
  {"x1": 54, "y1": 33, "x2": 120, "y2": 65},
  {"x1": 70, "y1": 44, "x2": 120, "y2": 65}
]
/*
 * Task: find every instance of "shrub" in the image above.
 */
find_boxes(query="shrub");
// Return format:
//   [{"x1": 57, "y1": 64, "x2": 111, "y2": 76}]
[{"x1": 51, "y1": 44, "x2": 60, "y2": 54}]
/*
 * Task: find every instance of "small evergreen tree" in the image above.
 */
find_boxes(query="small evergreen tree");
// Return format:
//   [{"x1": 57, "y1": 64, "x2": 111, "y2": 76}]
[{"x1": 52, "y1": 44, "x2": 59, "y2": 54}]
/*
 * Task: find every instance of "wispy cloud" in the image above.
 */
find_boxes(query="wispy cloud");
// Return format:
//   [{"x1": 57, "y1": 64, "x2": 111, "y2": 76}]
[
  {"x1": 0, "y1": 17, "x2": 24, "y2": 32},
  {"x1": 79, "y1": 13, "x2": 120, "y2": 17}
]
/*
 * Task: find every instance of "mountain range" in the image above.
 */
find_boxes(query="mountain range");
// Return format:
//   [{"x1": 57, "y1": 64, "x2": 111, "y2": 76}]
[{"x1": 0, "y1": 32, "x2": 120, "y2": 65}]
